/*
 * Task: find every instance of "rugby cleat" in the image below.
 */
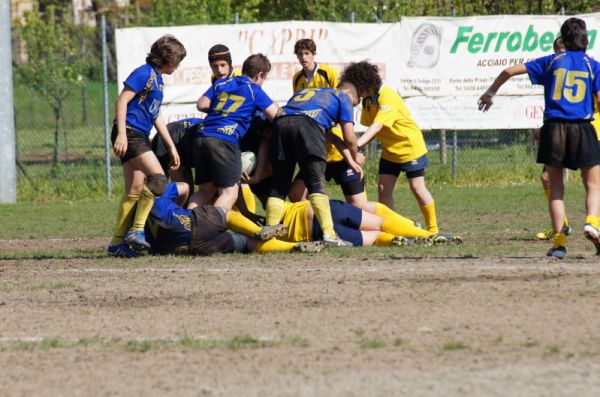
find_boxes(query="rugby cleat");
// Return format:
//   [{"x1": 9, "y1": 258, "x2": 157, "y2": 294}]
[
  {"x1": 404, "y1": 237, "x2": 434, "y2": 246},
  {"x1": 547, "y1": 246, "x2": 567, "y2": 259},
  {"x1": 583, "y1": 223, "x2": 600, "y2": 255},
  {"x1": 433, "y1": 233, "x2": 464, "y2": 245},
  {"x1": 322, "y1": 234, "x2": 353, "y2": 247},
  {"x1": 536, "y1": 224, "x2": 572, "y2": 240},
  {"x1": 124, "y1": 230, "x2": 151, "y2": 250},
  {"x1": 107, "y1": 242, "x2": 140, "y2": 258},
  {"x1": 293, "y1": 241, "x2": 325, "y2": 253},
  {"x1": 391, "y1": 236, "x2": 408, "y2": 246},
  {"x1": 256, "y1": 224, "x2": 288, "y2": 240}
]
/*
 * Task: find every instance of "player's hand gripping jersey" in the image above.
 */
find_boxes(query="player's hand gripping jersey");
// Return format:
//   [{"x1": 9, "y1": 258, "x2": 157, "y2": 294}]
[
  {"x1": 292, "y1": 63, "x2": 339, "y2": 93},
  {"x1": 198, "y1": 76, "x2": 274, "y2": 144},
  {"x1": 121, "y1": 64, "x2": 165, "y2": 135},
  {"x1": 525, "y1": 51, "x2": 600, "y2": 120},
  {"x1": 278, "y1": 87, "x2": 354, "y2": 129},
  {"x1": 361, "y1": 86, "x2": 427, "y2": 164}
]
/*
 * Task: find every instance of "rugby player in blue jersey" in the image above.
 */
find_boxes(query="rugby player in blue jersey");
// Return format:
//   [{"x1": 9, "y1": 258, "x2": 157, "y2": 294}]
[
  {"x1": 190, "y1": 54, "x2": 279, "y2": 211},
  {"x1": 265, "y1": 83, "x2": 362, "y2": 246},
  {"x1": 108, "y1": 35, "x2": 186, "y2": 258},
  {"x1": 479, "y1": 18, "x2": 600, "y2": 258}
]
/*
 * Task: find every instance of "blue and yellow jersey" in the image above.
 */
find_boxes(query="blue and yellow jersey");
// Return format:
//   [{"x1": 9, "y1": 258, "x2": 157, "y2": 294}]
[
  {"x1": 199, "y1": 76, "x2": 274, "y2": 145},
  {"x1": 211, "y1": 68, "x2": 242, "y2": 84},
  {"x1": 280, "y1": 201, "x2": 311, "y2": 242},
  {"x1": 279, "y1": 88, "x2": 354, "y2": 130},
  {"x1": 361, "y1": 85, "x2": 427, "y2": 164},
  {"x1": 120, "y1": 63, "x2": 164, "y2": 136},
  {"x1": 292, "y1": 63, "x2": 339, "y2": 93},
  {"x1": 146, "y1": 183, "x2": 192, "y2": 253},
  {"x1": 172, "y1": 117, "x2": 203, "y2": 132},
  {"x1": 525, "y1": 51, "x2": 600, "y2": 120}
]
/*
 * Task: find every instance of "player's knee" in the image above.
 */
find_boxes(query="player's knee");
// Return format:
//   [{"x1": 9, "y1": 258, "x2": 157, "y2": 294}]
[{"x1": 147, "y1": 174, "x2": 168, "y2": 196}]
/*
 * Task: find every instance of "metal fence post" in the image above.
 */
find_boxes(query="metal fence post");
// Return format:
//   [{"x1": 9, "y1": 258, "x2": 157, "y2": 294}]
[
  {"x1": 0, "y1": 0, "x2": 17, "y2": 203},
  {"x1": 101, "y1": 14, "x2": 112, "y2": 198},
  {"x1": 439, "y1": 129, "x2": 447, "y2": 165},
  {"x1": 452, "y1": 130, "x2": 458, "y2": 181}
]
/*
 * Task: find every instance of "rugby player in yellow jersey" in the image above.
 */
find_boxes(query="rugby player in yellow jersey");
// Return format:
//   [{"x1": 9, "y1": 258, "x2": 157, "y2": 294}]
[
  {"x1": 342, "y1": 61, "x2": 440, "y2": 234},
  {"x1": 292, "y1": 39, "x2": 339, "y2": 93}
]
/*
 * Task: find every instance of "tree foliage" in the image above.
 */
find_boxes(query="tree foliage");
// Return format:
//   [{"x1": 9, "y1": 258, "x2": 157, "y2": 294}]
[{"x1": 15, "y1": 5, "x2": 87, "y2": 167}]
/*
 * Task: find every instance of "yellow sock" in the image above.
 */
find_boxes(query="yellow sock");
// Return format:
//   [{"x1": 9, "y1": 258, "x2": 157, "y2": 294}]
[
  {"x1": 131, "y1": 186, "x2": 155, "y2": 231},
  {"x1": 257, "y1": 239, "x2": 296, "y2": 253},
  {"x1": 110, "y1": 193, "x2": 139, "y2": 244},
  {"x1": 227, "y1": 210, "x2": 261, "y2": 236},
  {"x1": 375, "y1": 202, "x2": 431, "y2": 238},
  {"x1": 420, "y1": 201, "x2": 439, "y2": 234},
  {"x1": 585, "y1": 215, "x2": 598, "y2": 227},
  {"x1": 240, "y1": 185, "x2": 256, "y2": 213},
  {"x1": 374, "y1": 232, "x2": 395, "y2": 246},
  {"x1": 543, "y1": 187, "x2": 551, "y2": 202},
  {"x1": 309, "y1": 193, "x2": 335, "y2": 239},
  {"x1": 266, "y1": 197, "x2": 285, "y2": 226},
  {"x1": 553, "y1": 232, "x2": 566, "y2": 248}
]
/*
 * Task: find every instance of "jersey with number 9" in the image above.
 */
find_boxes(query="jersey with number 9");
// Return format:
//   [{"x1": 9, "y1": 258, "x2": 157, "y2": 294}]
[
  {"x1": 525, "y1": 51, "x2": 600, "y2": 120},
  {"x1": 199, "y1": 76, "x2": 274, "y2": 144}
]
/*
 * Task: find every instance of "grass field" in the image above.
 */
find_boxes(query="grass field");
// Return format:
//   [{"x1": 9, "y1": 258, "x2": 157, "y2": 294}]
[{"x1": 2, "y1": 181, "x2": 600, "y2": 396}]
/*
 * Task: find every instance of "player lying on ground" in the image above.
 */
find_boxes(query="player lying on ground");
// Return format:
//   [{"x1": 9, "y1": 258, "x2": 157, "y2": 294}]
[
  {"x1": 274, "y1": 199, "x2": 462, "y2": 247},
  {"x1": 479, "y1": 17, "x2": 600, "y2": 258},
  {"x1": 145, "y1": 182, "x2": 324, "y2": 256}
]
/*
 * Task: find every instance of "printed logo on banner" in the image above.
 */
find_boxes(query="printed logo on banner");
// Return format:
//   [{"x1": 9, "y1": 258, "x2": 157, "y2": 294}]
[{"x1": 407, "y1": 23, "x2": 443, "y2": 69}]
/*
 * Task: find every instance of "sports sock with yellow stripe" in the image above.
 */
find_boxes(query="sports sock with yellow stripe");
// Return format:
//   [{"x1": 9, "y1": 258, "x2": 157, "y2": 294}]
[
  {"x1": 374, "y1": 232, "x2": 395, "y2": 246},
  {"x1": 375, "y1": 202, "x2": 431, "y2": 238},
  {"x1": 131, "y1": 186, "x2": 155, "y2": 231},
  {"x1": 420, "y1": 201, "x2": 439, "y2": 234},
  {"x1": 552, "y1": 232, "x2": 566, "y2": 248},
  {"x1": 266, "y1": 197, "x2": 285, "y2": 226},
  {"x1": 257, "y1": 239, "x2": 297, "y2": 253},
  {"x1": 309, "y1": 193, "x2": 336, "y2": 239},
  {"x1": 240, "y1": 184, "x2": 256, "y2": 213},
  {"x1": 226, "y1": 210, "x2": 261, "y2": 236},
  {"x1": 110, "y1": 193, "x2": 139, "y2": 244}
]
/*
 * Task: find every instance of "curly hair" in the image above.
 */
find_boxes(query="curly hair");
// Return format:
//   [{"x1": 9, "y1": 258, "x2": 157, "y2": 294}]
[
  {"x1": 340, "y1": 61, "x2": 382, "y2": 96},
  {"x1": 146, "y1": 35, "x2": 187, "y2": 68}
]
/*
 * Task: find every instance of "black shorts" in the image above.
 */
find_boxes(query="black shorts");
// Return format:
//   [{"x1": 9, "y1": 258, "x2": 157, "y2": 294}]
[
  {"x1": 111, "y1": 125, "x2": 152, "y2": 164},
  {"x1": 194, "y1": 136, "x2": 242, "y2": 187},
  {"x1": 271, "y1": 115, "x2": 327, "y2": 163},
  {"x1": 190, "y1": 205, "x2": 235, "y2": 255},
  {"x1": 249, "y1": 175, "x2": 272, "y2": 205},
  {"x1": 378, "y1": 155, "x2": 427, "y2": 179},
  {"x1": 296, "y1": 161, "x2": 365, "y2": 196},
  {"x1": 537, "y1": 120, "x2": 600, "y2": 170},
  {"x1": 152, "y1": 122, "x2": 195, "y2": 173}
]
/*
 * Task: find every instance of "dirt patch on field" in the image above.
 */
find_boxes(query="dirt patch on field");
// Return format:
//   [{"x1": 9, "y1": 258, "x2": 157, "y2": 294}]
[{"x1": 1, "y1": 241, "x2": 600, "y2": 396}]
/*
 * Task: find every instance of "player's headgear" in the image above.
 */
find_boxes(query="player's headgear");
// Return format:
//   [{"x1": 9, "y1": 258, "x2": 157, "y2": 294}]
[{"x1": 208, "y1": 44, "x2": 233, "y2": 66}]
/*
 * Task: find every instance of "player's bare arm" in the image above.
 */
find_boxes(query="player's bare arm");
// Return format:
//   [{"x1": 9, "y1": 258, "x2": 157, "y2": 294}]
[
  {"x1": 478, "y1": 64, "x2": 527, "y2": 111},
  {"x1": 357, "y1": 121, "x2": 383, "y2": 148},
  {"x1": 114, "y1": 88, "x2": 137, "y2": 158},
  {"x1": 196, "y1": 95, "x2": 211, "y2": 113},
  {"x1": 262, "y1": 103, "x2": 280, "y2": 122},
  {"x1": 154, "y1": 112, "x2": 180, "y2": 171}
]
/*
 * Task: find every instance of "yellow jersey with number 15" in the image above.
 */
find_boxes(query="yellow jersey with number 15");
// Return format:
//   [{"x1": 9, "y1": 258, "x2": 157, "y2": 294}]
[{"x1": 361, "y1": 86, "x2": 427, "y2": 164}]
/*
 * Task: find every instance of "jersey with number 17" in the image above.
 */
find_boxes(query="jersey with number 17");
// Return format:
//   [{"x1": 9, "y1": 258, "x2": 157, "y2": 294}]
[
  {"x1": 199, "y1": 76, "x2": 274, "y2": 145},
  {"x1": 525, "y1": 51, "x2": 600, "y2": 120}
]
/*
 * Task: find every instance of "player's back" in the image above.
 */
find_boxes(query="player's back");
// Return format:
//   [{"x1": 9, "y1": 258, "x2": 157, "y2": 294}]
[
  {"x1": 201, "y1": 76, "x2": 269, "y2": 143},
  {"x1": 280, "y1": 88, "x2": 353, "y2": 129},
  {"x1": 526, "y1": 51, "x2": 600, "y2": 120}
]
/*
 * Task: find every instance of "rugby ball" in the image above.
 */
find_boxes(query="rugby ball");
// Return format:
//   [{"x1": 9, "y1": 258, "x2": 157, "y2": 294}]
[{"x1": 241, "y1": 151, "x2": 257, "y2": 175}]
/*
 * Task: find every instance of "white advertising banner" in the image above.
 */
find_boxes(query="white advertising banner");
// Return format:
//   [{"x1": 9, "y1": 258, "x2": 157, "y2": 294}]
[
  {"x1": 399, "y1": 14, "x2": 600, "y2": 129},
  {"x1": 115, "y1": 21, "x2": 401, "y2": 125},
  {"x1": 115, "y1": 15, "x2": 600, "y2": 130}
]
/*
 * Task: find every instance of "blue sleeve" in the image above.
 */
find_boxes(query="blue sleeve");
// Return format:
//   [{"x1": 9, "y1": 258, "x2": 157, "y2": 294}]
[
  {"x1": 123, "y1": 65, "x2": 150, "y2": 94},
  {"x1": 525, "y1": 54, "x2": 554, "y2": 85},
  {"x1": 202, "y1": 85, "x2": 215, "y2": 101},
  {"x1": 337, "y1": 92, "x2": 355, "y2": 124},
  {"x1": 253, "y1": 86, "x2": 274, "y2": 111},
  {"x1": 592, "y1": 59, "x2": 600, "y2": 94}
]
